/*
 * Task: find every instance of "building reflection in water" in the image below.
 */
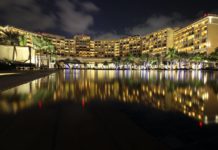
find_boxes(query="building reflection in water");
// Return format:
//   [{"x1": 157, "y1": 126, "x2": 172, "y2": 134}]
[{"x1": 0, "y1": 70, "x2": 218, "y2": 125}]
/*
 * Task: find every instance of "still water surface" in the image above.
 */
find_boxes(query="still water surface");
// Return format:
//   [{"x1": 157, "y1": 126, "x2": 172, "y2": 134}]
[{"x1": 0, "y1": 70, "x2": 218, "y2": 125}]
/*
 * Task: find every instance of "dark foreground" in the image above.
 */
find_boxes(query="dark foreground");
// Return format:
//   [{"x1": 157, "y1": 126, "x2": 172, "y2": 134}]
[
  {"x1": 1, "y1": 70, "x2": 218, "y2": 150},
  {"x1": 0, "y1": 100, "x2": 218, "y2": 150}
]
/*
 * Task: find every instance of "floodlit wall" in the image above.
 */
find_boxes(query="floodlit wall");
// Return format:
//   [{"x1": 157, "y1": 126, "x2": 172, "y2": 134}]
[
  {"x1": 0, "y1": 45, "x2": 14, "y2": 60},
  {"x1": 208, "y1": 20, "x2": 218, "y2": 54},
  {"x1": 0, "y1": 45, "x2": 36, "y2": 63},
  {"x1": 167, "y1": 28, "x2": 174, "y2": 48}
]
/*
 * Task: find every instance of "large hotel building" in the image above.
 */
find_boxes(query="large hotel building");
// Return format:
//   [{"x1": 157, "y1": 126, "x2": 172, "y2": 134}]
[
  {"x1": 174, "y1": 14, "x2": 218, "y2": 54},
  {"x1": 1, "y1": 14, "x2": 218, "y2": 58}
]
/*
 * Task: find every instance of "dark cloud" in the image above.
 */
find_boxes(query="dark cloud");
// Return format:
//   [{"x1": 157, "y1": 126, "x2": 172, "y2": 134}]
[
  {"x1": 0, "y1": 0, "x2": 55, "y2": 30},
  {"x1": 56, "y1": 0, "x2": 99, "y2": 34},
  {"x1": 81, "y1": 1, "x2": 100, "y2": 12},
  {"x1": 127, "y1": 13, "x2": 191, "y2": 36},
  {"x1": 94, "y1": 13, "x2": 191, "y2": 40},
  {"x1": 0, "y1": 0, "x2": 217, "y2": 37},
  {"x1": 0, "y1": 0, "x2": 99, "y2": 34}
]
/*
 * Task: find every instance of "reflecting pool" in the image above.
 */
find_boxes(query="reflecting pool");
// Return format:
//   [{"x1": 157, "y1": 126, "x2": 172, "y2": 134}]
[{"x1": 1, "y1": 70, "x2": 218, "y2": 125}]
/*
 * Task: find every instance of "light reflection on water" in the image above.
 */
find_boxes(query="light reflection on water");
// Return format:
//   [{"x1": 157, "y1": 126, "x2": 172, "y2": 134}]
[{"x1": 0, "y1": 70, "x2": 218, "y2": 125}]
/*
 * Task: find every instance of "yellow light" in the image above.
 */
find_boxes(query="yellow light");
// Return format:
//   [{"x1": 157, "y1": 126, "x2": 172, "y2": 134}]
[
  {"x1": 198, "y1": 115, "x2": 202, "y2": 119},
  {"x1": 157, "y1": 101, "x2": 160, "y2": 107},
  {"x1": 190, "y1": 91, "x2": 192, "y2": 96},
  {"x1": 179, "y1": 98, "x2": 182, "y2": 103},
  {"x1": 209, "y1": 16, "x2": 212, "y2": 24},
  {"x1": 207, "y1": 41, "x2": 211, "y2": 48},
  {"x1": 204, "y1": 116, "x2": 208, "y2": 124},
  {"x1": 188, "y1": 112, "x2": 191, "y2": 116},
  {"x1": 192, "y1": 112, "x2": 195, "y2": 117},
  {"x1": 149, "y1": 91, "x2": 152, "y2": 97},
  {"x1": 189, "y1": 102, "x2": 192, "y2": 107}
]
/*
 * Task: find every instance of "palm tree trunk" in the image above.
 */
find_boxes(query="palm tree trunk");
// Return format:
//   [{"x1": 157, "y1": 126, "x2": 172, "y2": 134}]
[
  {"x1": 50, "y1": 53, "x2": 52, "y2": 69},
  {"x1": 12, "y1": 45, "x2": 16, "y2": 62},
  {"x1": 178, "y1": 60, "x2": 180, "y2": 69},
  {"x1": 146, "y1": 57, "x2": 149, "y2": 69},
  {"x1": 170, "y1": 61, "x2": 173, "y2": 70},
  {"x1": 29, "y1": 46, "x2": 32, "y2": 64},
  {"x1": 188, "y1": 61, "x2": 191, "y2": 70},
  {"x1": 143, "y1": 62, "x2": 146, "y2": 69},
  {"x1": 37, "y1": 54, "x2": 40, "y2": 68},
  {"x1": 46, "y1": 53, "x2": 49, "y2": 68},
  {"x1": 39, "y1": 50, "x2": 42, "y2": 68}
]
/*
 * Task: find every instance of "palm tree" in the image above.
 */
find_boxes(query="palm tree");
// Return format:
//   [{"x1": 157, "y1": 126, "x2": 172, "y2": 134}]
[
  {"x1": 95, "y1": 62, "x2": 98, "y2": 69},
  {"x1": 43, "y1": 38, "x2": 55, "y2": 55},
  {"x1": 165, "y1": 48, "x2": 179, "y2": 69},
  {"x1": 207, "y1": 48, "x2": 218, "y2": 68},
  {"x1": 140, "y1": 53, "x2": 149, "y2": 69},
  {"x1": 112, "y1": 57, "x2": 121, "y2": 69},
  {"x1": 177, "y1": 52, "x2": 189, "y2": 69},
  {"x1": 190, "y1": 53, "x2": 206, "y2": 69},
  {"x1": 18, "y1": 35, "x2": 33, "y2": 64},
  {"x1": 0, "y1": 29, "x2": 20, "y2": 62},
  {"x1": 83, "y1": 62, "x2": 87, "y2": 69},
  {"x1": 32, "y1": 36, "x2": 55, "y2": 68},
  {"x1": 32, "y1": 36, "x2": 44, "y2": 67},
  {"x1": 103, "y1": 61, "x2": 109, "y2": 69},
  {"x1": 209, "y1": 48, "x2": 218, "y2": 60},
  {"x1": 0, "y1": 26, "x2": 6, "y2": 44},
  {"x1": 154, "y1": 53, "x2": 161, "y2": 69},
  {"x1": 71, "y1": 58, "x2": 81, "y2": 69},
  {"x1": 43, "y1": 38, "x2": 55, "y2": 67},
  {"x1": 18, "y1": 35, "x2": 27, "y2": 46},
  {"x1": 148, "y1": 55, "x2": 158, "y2": 69},
  {"x1": 124, "y1": 54, "x2": 134, "y2": 69}
]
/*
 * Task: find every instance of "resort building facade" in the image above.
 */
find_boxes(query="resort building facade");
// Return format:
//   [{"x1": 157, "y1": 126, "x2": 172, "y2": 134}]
[
  {"x1": 74, "y1": 35, "x2": 92, "y2": 57},
  {"x1": 174, "y1": 14, "x2": 218, "y2": 54},
  {"x1": 119, "y1": 36, "x2": 142, "y2": 57},
  {"x1": 94, "y1": 40, "x2": 120, "y2": 58},
  {"x1": 141, "y1": 28, "x2": 174, "y2": 55},
  {"x1": 1, "y1": 14, "x2": 218, "y2": 60},
  {"x1": 41, "y1": 33, "x2": 76, "y2": 57}
]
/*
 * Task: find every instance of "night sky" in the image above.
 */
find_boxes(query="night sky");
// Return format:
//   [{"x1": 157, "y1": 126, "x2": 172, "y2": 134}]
[{"x1": 0, "y1": 0, "x2": 218, "y2": 39}]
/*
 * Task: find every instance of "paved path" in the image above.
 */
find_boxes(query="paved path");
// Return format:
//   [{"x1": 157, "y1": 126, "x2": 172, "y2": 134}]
[{"x1": 0, "y1": 70, "x2": 57, "y2": 91}]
